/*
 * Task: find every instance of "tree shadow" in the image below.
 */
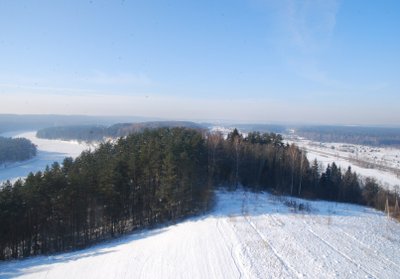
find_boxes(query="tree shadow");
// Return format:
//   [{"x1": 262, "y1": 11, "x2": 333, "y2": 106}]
[
  {"x1": 0, "y1": 228, "x2": 168, "y2": 278},
  {"x1": 0, "y1": 189, "x2": 385, "y2": 278}
]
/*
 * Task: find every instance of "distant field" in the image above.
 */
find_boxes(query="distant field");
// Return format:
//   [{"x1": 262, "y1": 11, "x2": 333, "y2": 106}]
[
  {"x1": 287, "y1": 137, "x2": 400, "y2": 191},
  {"x1": 295, "y1": 126, "x2": 400, "y2": 147}
]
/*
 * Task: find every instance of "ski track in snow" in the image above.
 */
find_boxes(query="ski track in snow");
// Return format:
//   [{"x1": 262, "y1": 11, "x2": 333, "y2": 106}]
[{"x1": 1, "y1": 191, "x2": 400, "y2": 279}]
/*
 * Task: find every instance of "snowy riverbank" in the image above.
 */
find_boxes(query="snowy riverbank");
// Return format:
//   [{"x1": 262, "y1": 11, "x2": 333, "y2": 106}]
[{"x1": 0, "y1": 131, "x2": 93, "y2": 184}]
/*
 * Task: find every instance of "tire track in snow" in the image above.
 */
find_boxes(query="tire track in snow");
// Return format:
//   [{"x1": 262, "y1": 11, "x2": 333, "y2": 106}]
[
  {"x1": 335, "y1": 225, "x2": 400, "y2": 272},
  {"x1": 225, "y1": 192, "x2": 294, "y2": 278},
  {"x1": 244, "y1": 215, "x2": 302, "y2": 279},
  {"x1": 263, "y1": 214, "x2": 333, "y2": 279},
  {"x1": 301, "y1": 213, "x2": 399, "y2": 278},
  {"x1": 269, "y1": 202, "x2": 399, "y2": 278},
  {"x1": 241, "y1": 192, "x2": 301, "y2": 279},
  {"x1": 227, "y1": 214, "x2": 262, "y2": 278},
  {"x1": 333, "y1": 216, "x2": 400, "y2": 268},
  {"x1": 215, "y1": 218, "x2": 244, "y2": 279},
  {"x1": 306, "y1": 227, "x2": 377, "y2": 279},
  {"x1": 138, "y1": 255, "x2": 152, "y2": 279},
  {"x1": 268, "y1": 213, "x2": 378, "y2": 278}
]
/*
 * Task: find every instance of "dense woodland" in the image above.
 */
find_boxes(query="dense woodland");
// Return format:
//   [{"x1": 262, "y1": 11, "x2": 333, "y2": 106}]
[
  {"x1": 36, "y1": 121, "x2": 204, "y2": 142},
  {"x1": 36, "y1": 125, "x2": 108, "y2": 142},
  {"x1": 0, "y1": 114, "x2": 149, "y2": 134},
  {"x1": 0, "y1": 128, "x2": 398, "y2": 260},
  {"x1": 0, "y1": 137, "x2": 37, "y2": 165}
]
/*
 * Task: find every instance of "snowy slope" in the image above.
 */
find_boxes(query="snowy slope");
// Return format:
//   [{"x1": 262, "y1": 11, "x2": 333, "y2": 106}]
[
  {"x1": 2, "y1": 190, "x2": 400, "y2": 279},
  {"x1": 0, "y1": 131, "x2": 93, "y2": 183}
]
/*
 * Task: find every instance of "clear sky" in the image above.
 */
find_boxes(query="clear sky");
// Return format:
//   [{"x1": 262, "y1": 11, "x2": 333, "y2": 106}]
[{"x1": 0, "y1": 0, "x2": 399, "y2": 125}]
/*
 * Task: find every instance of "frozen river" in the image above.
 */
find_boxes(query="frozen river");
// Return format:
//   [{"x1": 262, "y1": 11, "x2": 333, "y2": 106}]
[{"x1": 0, "y1": 131, "x2": 93, "y2": 184}]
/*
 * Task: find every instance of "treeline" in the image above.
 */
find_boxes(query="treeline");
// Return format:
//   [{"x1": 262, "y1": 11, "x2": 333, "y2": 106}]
[
  {"x1": 36, "y1": 125, "x2": 108, "y2": 142},
  {"x1": 206, "y1": 129, "x2": 394, "y2": 207},
  {"x1": 36, "y1": 121, "x2": 205, "y2": 142},
  {"x1": 0, "y1": 137, "x2": 37, "y2": 164},
  {"x1": 0, "y1": 128, "x2": 397, "y2": 260}
]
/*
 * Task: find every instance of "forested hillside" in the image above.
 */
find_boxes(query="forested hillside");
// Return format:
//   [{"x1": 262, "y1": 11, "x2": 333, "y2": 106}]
[
  {"x1": 0, "y1": 128, "x2": 397, "y2": 260},
  {"x1": 36, "y1": 121, "x2": 205, "y2": 142},
  {"x1": 0, "y1": 128, "x2": 210, "y2": 260},
  {"x1": 0, "y1": 114, "x2": 156, "y2": 134},
  {"x1": 36, "y1": 125, "x2": 108, "y2": 142},
  {"x1": 0, "y1": 137, "x2": 37, "y2": 164}
]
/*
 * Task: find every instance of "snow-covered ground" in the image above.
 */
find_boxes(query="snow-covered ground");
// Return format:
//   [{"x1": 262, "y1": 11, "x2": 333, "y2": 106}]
[
  {"x1": 305, "y1": 149, "x2": 400, "y2": 190},
  {"x1": 284, "y1": 136, "x2": 400, "y2": 191},
  {"x1": 2, "y1": 190, "x2": 400, "y2": 279},
  {"x1": 0, "y1": 131, "x2": 93, "y2": 184},
  {"x1": 297, "y1": 141, "x2": 400, "y2": 170}
]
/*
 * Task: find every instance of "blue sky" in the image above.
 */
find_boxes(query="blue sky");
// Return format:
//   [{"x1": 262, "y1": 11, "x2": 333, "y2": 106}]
[{"x1": 0, "y1": 0, "x2": 399, "y2": 125}]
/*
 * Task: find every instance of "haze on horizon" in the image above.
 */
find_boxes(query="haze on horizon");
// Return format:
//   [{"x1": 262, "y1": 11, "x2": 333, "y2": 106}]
[{"x1": 0, "y1": 1, "x2": 399, "y2": 126}]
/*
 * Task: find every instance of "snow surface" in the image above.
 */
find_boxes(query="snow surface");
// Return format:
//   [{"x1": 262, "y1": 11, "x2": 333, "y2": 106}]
[
  {"x1": 305, "y1": 150, "x2": 400, "y2": 190},
  {"x1": 2, "y1": 190, "x2": 400, "y2": 279},
  {"x1": 0, "y1": 131, "x2": 93, "y2": 184},
  {"x1": 286, "y1": 138, "x2": 400, "y2": 191}
]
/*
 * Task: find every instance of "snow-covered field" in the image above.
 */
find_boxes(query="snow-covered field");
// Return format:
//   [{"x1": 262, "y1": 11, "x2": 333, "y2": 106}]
[
  {"x1": 287, "y1": 138, "x2": 400, "y2": 191},
  {"x1": 306, "y1": 149, "x2": 400, "y2": 190},
  {"x1": 0, "y1": 131, "x2": 93, "y2": 184},
  {"x1": 301, "y1": 141, "x2": 400, "y2": 170},
  {"x1": 2, "y1": 190, "x2": 400, "y2": 279}
]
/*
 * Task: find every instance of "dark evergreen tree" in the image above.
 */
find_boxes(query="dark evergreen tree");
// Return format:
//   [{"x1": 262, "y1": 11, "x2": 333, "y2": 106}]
[{"x1": 0, "y1": 137, "x2": 37, "y2": 164}]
